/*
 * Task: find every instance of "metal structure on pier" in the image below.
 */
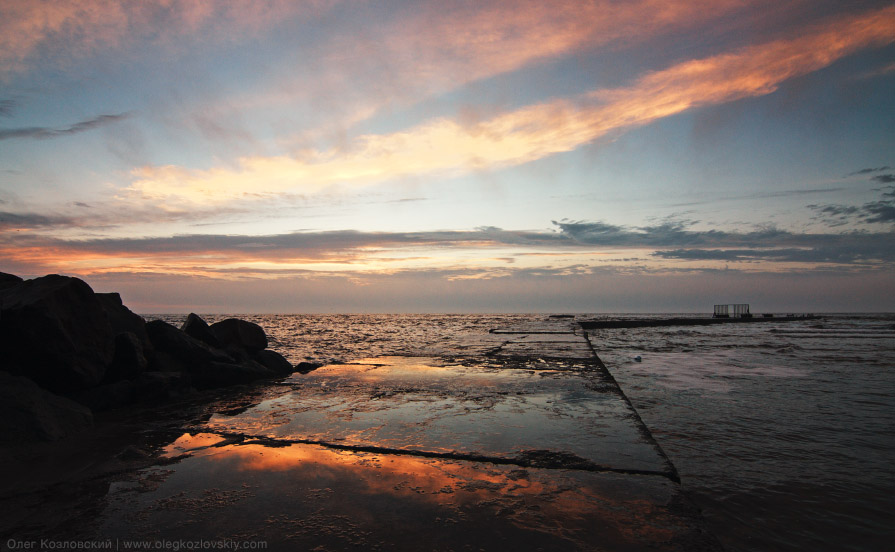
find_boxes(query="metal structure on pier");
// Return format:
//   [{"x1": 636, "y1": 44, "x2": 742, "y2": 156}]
[{"x1": 713, "y1": 303, "x2": 752, "y2": 318}]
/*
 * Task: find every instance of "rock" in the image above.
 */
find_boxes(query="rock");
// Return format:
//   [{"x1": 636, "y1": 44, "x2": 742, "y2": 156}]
[
  {"x1": 76, "y1": 379, "x2": 137, "y2": 412},
  {"x1": 149, "y1": 349, "x2": 187, "y2": 373},
  {"x1": 145, "y1": 320, "x2": 280, "y2": 389},
  {"x1": 117, "y1": 445, "x2": 152, "y2": 460},
  {"x1": 210, "y1": 318, "x2": 268, "y2": 352},
  {"x1": 103, "y1": 331, "x2": 149, "y2": 383},
  {"x1": 0, "y1": 274, "x2": 114, "y2": 393},
  {"x1": 134, "y1": 371, "x2": 191, "y2": 402},
  {"x1": 0, "y1": 271, "x2": 23, "y2": 289},
  {"x1": 0, "y1": 371, "x2": 93, "y2": 442},
  {"x1": 296, "y1": 361, "x2": 323, "y2": 374},
  {"x1": 253, "y1": 349, "x2": 294, "y2": 375},
  {"x1": 181, "y1": 313, "x2": 220, "y2": 348},
  {"x1": 189, "y1": 360, "x2": 274, "y2": 389},
  {"x1": 77, "y1": 371, "x2": 191, "y2": 410},
  {"x1": 96, "y1": 292, "x2": 152, "y2": 352},
  {"x1": 146, "y1": 320, "x2": 234, "y2": 367}
]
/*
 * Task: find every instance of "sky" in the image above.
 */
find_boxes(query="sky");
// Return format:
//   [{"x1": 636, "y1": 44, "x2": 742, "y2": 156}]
[{"x1": 1, "y1": 0, "x2": 894, "y2": 313}]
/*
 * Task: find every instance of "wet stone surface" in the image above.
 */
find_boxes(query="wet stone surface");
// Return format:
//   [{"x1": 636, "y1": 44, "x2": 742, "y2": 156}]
[
  {"x1": 201, "y1": 356, "x2": 671, "y2": 475},
  {"x1": 1, "y1": 318, "x2": 720, "y2": 550},
  {"x1": 99, "y1": 439, "x2": 695, "y2": 551}
]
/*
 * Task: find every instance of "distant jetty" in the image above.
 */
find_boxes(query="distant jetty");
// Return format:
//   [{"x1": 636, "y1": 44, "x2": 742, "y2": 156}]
[{"x1": 580, "y1": 306, "x2": 819, "y2": 329}]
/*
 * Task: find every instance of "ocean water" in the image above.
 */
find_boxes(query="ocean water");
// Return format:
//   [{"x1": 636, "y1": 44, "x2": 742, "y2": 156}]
[{"x1": 153, "y1": 313, "x2": 895, "y2": 551}]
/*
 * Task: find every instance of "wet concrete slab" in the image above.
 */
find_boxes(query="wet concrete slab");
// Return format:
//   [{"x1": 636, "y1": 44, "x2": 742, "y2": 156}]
[
  {"x1": 1, "y1": 318, "x2": 720, "y2": 550},
  {"x1": 96, "y1": 437, "x2": 705, "y2": 551},
  {"x1": 201, "y1": 356, "x2": 672, "y2": 476},
  {"x1": 494, "y1": 341, "x2": 597, "y2": 358}
]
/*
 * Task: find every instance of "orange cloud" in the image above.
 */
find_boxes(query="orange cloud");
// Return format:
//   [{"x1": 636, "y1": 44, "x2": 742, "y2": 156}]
[
  {"x1": 367, "y1": 0, "x2": 754, "y2": 93},
  {"x1": 0, "y1": 0, "x2": 334, "y2": 77},
  {"x1": 232, "y1": 0, "x2": 759, "y2": 140},
  {"x1": 128, "y1": 5, "x2": 895, "y2": 204}
]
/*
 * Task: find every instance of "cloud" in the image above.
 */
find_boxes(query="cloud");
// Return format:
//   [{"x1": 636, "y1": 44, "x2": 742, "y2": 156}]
[
  {"x1": 808, "y1": 186, "x2": 895, "y2": 226},
  {"x1": 225, "y1": 0, "x2": 758, "y2": 135},
  {"x1": 127, "y1": 5, "x2": 895, "y2": 205},
  {"x1": 871, "y1": 174, "x2": 895, "y2": 184},
  {"x1": 652, "y1": 245, "x2": 891, "y2": 264},
  {"x1": 0, "y1": 99, "x2": 14, "y2": 117},
  {"x1": 861, "y1": 200, "x2": 895, "y2": 223},
  {"x1": 376, "y1": 0, "x2": 752, "y2": 88},
  {"x1": 668, "y1": 187, "x2": 845, "y2": 208},
  {"x1": 0, "y1": 0, "x2": 337, "y2": 78},
  {"x1": 846, "y1": 166, "x2": 891, "y2": 176},
  {"x1": 556, "y1": 219, "x2": 895, "y2": 266},
  {"x1": 0, "y1": 211, "x2": 78, "y2": 230},
  {"x1": 0, "y1": 197, "x2": 260, "y2": 233},
  {"x1": 0, "y1": 113, "x2": 129, "y2": 141},
  {"x1": 3, "y1": 216, "x2": 894, "y2": 283}
]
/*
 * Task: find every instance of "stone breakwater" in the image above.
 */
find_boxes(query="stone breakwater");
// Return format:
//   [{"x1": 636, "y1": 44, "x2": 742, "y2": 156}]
[{"x1": 0, "y1": 272, "x2": 307, "y2": 443}]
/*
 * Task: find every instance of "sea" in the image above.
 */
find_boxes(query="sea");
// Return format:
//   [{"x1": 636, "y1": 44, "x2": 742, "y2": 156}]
[{"x1": 152, "y1": 312, "x2": 895, "y2": 552}]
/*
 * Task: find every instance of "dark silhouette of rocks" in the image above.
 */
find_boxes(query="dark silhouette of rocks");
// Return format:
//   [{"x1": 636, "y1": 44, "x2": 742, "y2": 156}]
[
  {"x1": 0, "y1": 372, "x2": 93, "y2": 443},
  {"x1": 0, "y1": 272, "x2": 298, "y2": 442},
  {"x1": 146, "y1": 319, "x2": 233, "y2": 368},
  {"x1": 296, "y1": 361, "x2": 324, "y2": 374},
  {"x1": 254, "y1": 349, "x2": 296, "y2": 375},
  {"x1": 210, "y1": 318, "x2": 268, "y2": 352},
  {"x1": 0, "y1": 272, "x2": 23, "y2": 289},
  {"x1": 103, "y1": 331, "x2": 149, "y2": 383},
  {"x1": 145, "y1": 317, "x2": 289, "y2": 389},
  {"x1": 97, "y1": 292, "x2": 153, "y2": 352},
  {"x1": 181, "y1": 312, "x2": 221, "y2": 348},
  {"x1": 0, "y1": 274, "x2": 115, "y2": 394}
]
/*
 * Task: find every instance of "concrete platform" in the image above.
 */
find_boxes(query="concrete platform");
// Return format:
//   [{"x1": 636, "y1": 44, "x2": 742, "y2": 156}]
[
  {"x1": 203, "y1": 356, "x2": 673, "y2": 475},
  {"x1": 1, "y1": 318, "x2": 720, "y2": 551}
]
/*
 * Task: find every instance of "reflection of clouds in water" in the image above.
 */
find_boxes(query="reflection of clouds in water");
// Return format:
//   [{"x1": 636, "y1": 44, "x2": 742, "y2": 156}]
[
  {"x1": 623, "y1": 352, "x2": 809, "y2": 393},
  {"x1": 158, "y1": 439, "x2": 678, "y2": 545},
  {"x1": 162, "y1": 432, "x2": 229, "y2": 456}
]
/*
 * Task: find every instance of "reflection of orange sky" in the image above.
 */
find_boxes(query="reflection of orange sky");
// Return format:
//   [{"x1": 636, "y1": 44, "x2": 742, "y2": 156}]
[
  {"x1": 318, "y1": 358, "x2": 509, "y2": 387},
  {"x1": 206, "y1": 441, "x2": 545, "y2": 507},
  {"x1": 188, "y1": 440, "x2": 678, "y2": 543},
  {"x1": 162, "y1": 432, "x2": 228, "y2": 457}
]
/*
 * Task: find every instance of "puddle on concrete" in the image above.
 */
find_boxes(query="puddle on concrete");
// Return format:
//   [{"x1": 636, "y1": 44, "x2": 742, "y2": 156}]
[
  {"x1": 200, "y1": 356, "x2": 668, "y2": 474},
  {"x1": 100, "y1": 438, "x2": 686, "y2": 550}
]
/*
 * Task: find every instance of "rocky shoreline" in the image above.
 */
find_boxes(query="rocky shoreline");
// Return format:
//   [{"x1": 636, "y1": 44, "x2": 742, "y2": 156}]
[{"x1": 0, "y1": 272, "x2": 313, "y2": 443}]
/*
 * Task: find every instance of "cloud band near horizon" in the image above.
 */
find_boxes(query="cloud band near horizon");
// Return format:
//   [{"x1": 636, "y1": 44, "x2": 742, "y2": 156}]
[{"x1": 3, "y1": 219, "x2": 893, "y2": 282}]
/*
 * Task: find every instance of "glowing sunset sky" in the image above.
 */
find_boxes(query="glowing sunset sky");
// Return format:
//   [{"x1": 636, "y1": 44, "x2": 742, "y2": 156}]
[{"x1": 1, "y1": 0, "x2": 893, "y2": 312}]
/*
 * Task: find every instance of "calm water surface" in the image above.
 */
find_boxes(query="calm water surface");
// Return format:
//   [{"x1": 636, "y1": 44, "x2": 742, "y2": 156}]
[{"x1": 152, "y1": 313, "x2": 895, "y2": 551}]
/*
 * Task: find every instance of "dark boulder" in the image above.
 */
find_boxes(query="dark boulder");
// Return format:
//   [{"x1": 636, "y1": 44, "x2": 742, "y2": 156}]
[
  {"x1": 0, "y1": 274, "x2": 114, "y2": 393},
  {"x1": 0, "y1": 371, "x2": 93, "y2": 442},
  {"x1": 296, "y1": 361, "x2": 324, "y2": 374},
  {"x1": 189, "y1": 360, "x2": 274, "y2": 389},
  {"x1": 103, "y1": 331, "x2": 149, "y2": 383},
  {"x1": 77, "y1": 371, "x2": 192, "y2": 411},
  {"x1": 210, "y1": 318, "x2": 268, "y2": 352},
  {"x1": 181, "y1": 313, "x2": 221, "y2": 348},
  {"x1": 146, "y1": 320, "x2": 279, "y2": 389},
  {"x1": 146, "y1": 320, "x2": 234, "y2": 367},
  {"x1": 76, "y1": 379, "x2": 137, "y2": 412},
  {"x1": 134, "y1": 371, "x2": 191, "y2": 402},
  {"x1": 96, "y1": 292, "x2": 152, "y2": 352},
  {"x1": 253, "y1": 349, "x2": 294, "y2": 375},
  {"x1": 0, "y1": 271, "x2": 23, "y2": 289}
]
